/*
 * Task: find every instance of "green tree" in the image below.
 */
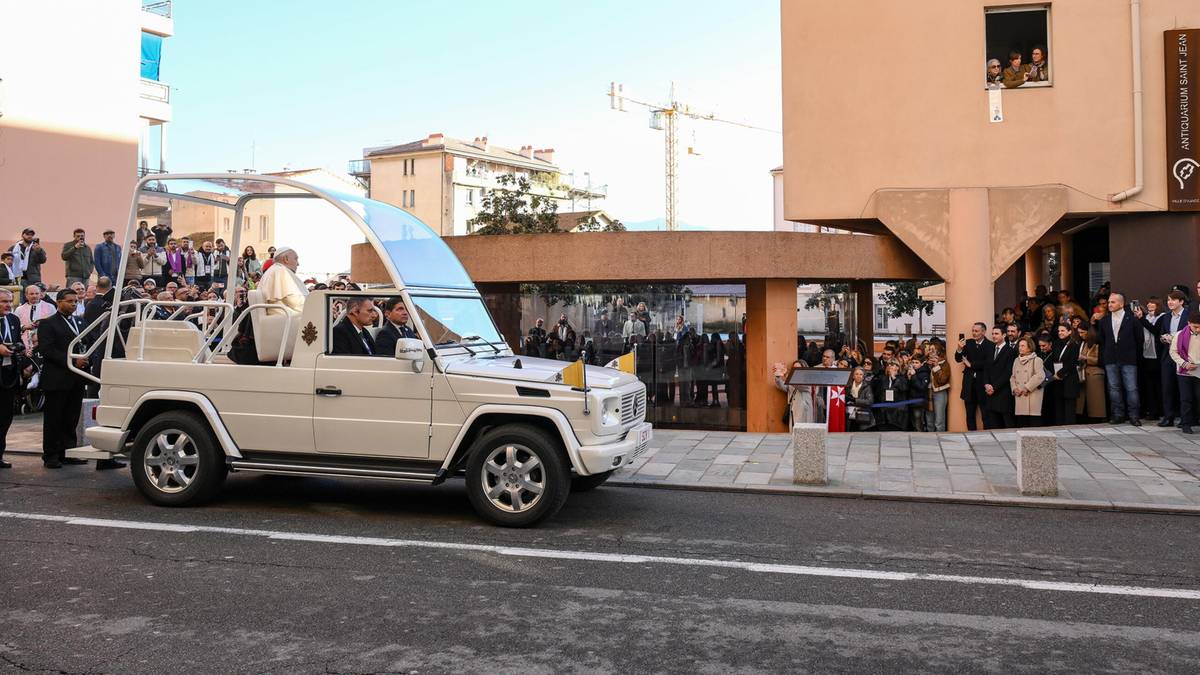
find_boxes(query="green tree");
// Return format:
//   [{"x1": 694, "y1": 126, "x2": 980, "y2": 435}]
[
  {"x1": 878, "y1": 281, "x2": 938, "y2": 319},
  {"x1": 467, "y1": 173, "x2": 563, "y2": 235},
  {"x1": 575, "y1": 214, "x2": 626, "y2": 232}
]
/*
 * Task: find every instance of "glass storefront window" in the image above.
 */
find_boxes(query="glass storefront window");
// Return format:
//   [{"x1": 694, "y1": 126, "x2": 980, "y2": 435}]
[{"x1": 482, "y1": 283, "x2": 748, "y2": 431}]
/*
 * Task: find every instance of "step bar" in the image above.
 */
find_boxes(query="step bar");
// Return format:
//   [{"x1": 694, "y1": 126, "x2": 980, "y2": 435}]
[{"x1": 228, "y1": 459, "x2": 441, "y2": 483}]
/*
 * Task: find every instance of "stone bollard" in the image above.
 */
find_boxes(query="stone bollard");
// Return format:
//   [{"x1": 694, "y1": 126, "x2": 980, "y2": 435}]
[
  {"x1": 1017, "y1": 430, "x2": 1058, "y2": 497},
  {"x1": 76, "y1": 398, "x2": 100, "y2": 448},
  {"x1": 792, "y1": 423, "x2": 827, "y2": 485}
]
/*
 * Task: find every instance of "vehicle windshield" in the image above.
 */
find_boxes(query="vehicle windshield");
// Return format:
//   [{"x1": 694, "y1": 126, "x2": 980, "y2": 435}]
[{"x1": 411, "y1": 295, "x2": 503, "y2": 348}]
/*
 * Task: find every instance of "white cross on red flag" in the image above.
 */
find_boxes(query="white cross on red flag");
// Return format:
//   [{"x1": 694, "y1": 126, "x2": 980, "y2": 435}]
[{"x1": 827, "y1": 385, "x2": 846, "y2": 433}]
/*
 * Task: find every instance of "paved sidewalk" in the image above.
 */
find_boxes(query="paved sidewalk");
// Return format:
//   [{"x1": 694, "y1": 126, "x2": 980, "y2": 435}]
[
  {"x1": 9, "y1": 415, "x2": 1200, "y2": 513},
  {"x1": 613, "y1": 424, "x2": 1200, "y2": 513}
]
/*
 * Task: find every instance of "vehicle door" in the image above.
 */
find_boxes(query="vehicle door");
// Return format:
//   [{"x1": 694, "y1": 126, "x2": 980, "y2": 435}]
[{"x1": 313, "y1": 294, "x2": 431, "y2": 458}]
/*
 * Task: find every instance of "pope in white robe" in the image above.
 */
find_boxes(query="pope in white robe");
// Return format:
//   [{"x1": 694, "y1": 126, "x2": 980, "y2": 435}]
[{"x1": 257, "y1": 246, "x2": 308, "y2": 315}]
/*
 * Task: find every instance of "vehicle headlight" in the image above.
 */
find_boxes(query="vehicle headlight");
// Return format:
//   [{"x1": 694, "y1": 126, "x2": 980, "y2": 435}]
[{"x1": 599, "y1": 395, "x2": 621, "y2": 429}]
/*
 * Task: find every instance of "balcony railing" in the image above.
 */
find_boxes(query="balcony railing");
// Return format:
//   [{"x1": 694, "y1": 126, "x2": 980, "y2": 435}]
[
  {"x1": 348, "y1": 159, "x2": 371, "y2": 176},
  {"x1": 142, "y1": 0, "x2": 172, "y2": 18},
  {"x1": 140, "y1": 78, "x2": 170, "y2": 103}
]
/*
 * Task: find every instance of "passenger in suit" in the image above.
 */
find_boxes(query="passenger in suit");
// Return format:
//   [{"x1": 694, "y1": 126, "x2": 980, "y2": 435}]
[
  {"x1": 0, "y1": 289, "x2": 22, "y2": 468},
  {"x1": 1144, "y1": 290, "x2": 1190, "y2": 427},
  {"x1": 37, "y1": 288, "x2": 91, "y2": 469},
  {"x1": 1093, "y1": 292, "x2": 1145, "y2": 425},
  {"x1": 954, "y1": 322, "x2": 989, "y2": 430},
  {"x1": 983, "y1": 325, "x2": 1017, "y2": 429},
  {"x1": 330, "y1": 297, "x2": 377, "y2": 356},
  {"x1": 374, "y1": 297, "x2": 418, "y2": 358}
]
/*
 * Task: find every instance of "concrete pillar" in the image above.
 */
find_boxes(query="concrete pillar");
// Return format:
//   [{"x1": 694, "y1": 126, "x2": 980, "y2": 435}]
[
  {"x1": 745, "y1": 278, "x2": 798, "y2": 433},
  {"x1": 945, "y1": 189, "x2": 994, "y2": 433},
  {"x1": 852, "y1": 280, "x2": 874, "y2": 352},
  {"x1": 1056, "y1": 235, "x2": 1072, "y2": 293},
  {"x1": 792, "y1": 423, "x2": 827, "y2": 485},
  {"x1": 139, "y1": 120, "x2": 150, "y2": 173},
  {"x1": 1017, "y1": 431, "x2": 1058, "y2": 496},
  {"x1": 1024, "y1": 247, "x2": 1041, "y2": 297},
  {"x1": 158, "y1": 122, "x2": 168, "y2": 173}
]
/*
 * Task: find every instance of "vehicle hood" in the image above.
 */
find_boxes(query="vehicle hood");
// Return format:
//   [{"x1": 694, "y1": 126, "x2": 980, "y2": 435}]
[{"x1": 443, "y1": 355, "x2": 636, "y2": 389}]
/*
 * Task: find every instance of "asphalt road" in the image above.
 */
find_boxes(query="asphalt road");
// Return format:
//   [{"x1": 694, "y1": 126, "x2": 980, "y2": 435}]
[{"x1": 1, "y1": 453, "x2": 1198, "y2": 674}]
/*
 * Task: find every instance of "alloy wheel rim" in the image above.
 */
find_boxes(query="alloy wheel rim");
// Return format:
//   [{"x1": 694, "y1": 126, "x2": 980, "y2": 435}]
[
  {"x1": 482, "y1": 443, "x2": 545, "y2": 513},
  {"x1": 143, "y1": 428, "x2": 199, "y2": 494}
]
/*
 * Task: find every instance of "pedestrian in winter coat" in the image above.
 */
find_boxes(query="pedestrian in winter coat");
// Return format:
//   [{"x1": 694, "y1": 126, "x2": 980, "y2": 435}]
[
  {"x1": 61, "y1": 229, "x2": 95, "y2": 285},
  {"x1": 93, "y1": 230, "x2": 122, "y2": 281},
  {"x1": 1011, "y1": 337, "x2": 1045, "y2": 426}
]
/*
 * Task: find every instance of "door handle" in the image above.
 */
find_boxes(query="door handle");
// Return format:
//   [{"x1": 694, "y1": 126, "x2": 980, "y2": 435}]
[{"x1": 315, "y1": 387, "x2": 342, "y2": 397}]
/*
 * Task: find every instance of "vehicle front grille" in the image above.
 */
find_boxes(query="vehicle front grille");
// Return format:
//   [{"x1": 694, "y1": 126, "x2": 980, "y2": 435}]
[{"x1": 620, "y1": 390, "x2": 646, "y2": 425}]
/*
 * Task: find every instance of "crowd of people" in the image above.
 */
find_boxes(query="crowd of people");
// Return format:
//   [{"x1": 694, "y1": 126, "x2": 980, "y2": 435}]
[
  {"x1": 0, "y1": 224, "x2": 366, "y2": 471},
  {"x1": 986, "y1": 46, "x2": 1049, "y2": 88},
  {"x1": 521, "y1": 303, "x2": 748, "y2": 411}
]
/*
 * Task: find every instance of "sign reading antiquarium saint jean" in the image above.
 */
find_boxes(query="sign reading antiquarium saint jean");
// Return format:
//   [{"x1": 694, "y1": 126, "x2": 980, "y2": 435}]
[{"x1": 1166, "y1": 29, "x2": 1200, "y2": 211}]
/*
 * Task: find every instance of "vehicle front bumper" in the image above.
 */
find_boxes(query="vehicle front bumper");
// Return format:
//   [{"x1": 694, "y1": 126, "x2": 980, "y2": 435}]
[{"x1": 575, "y1": 422, "x2": 652, "y2": 475}]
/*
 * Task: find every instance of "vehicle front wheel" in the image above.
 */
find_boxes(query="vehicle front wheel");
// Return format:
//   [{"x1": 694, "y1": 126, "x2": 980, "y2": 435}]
[
  {"x1": 465, "y1": 424, "x2": 569, "y2": 527},
  {"x1": 571, "y1": 470, "x2": 615, "y2": 492},
  {"x1": 130, "y1": 411, "x2": 226, "y2": 507}
]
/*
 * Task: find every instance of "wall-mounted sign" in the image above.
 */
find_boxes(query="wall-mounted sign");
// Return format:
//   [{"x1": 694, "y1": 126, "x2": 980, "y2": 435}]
[
  {"x1": 1166, "y1": 29, "x2": 1200, "y2": 211},
  {"x1": 988, "y1": 88, "x2": 1004, "y2": 123}
]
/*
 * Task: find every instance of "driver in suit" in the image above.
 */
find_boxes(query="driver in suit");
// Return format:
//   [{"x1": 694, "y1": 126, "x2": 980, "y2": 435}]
[
  {"x1": 330, "y1": 297, "x2": 377, "y2": 356},
  {"x1": 374, "y1": 297, "x2": 418, "y2": 357}
]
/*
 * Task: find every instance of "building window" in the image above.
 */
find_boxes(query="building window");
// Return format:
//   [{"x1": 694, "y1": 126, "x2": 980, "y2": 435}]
[
  {"x1": 223, "y1": 217, "x2": 230, "y2": 233},
  {"x1": 409, "y1": 158, "x2": 414, "y2": 176},
  {"x1": 243, "y1": 216, "x2": 250, "y2": 231},
  {"x1": 465, "y1": 188, "x2": 473, "y2": 205},
  {"x1": 402, "y1": 191, "x2": 408, "y2": 208},
  {"x1": 259, "y1": 215, "x2": 269, "y2": 240},
  {"x1": 984, "y1": 6, "x2": 1051, "y2": 89},
  {"x1": 409, "y1": 190, "x2": 415, "y2": 207},
  {"x1": 874, "y1": 305, "x2": 889, "y2": 331},
  {"x1": 403, "y1": 159, "x2": 409, "y2": 176}
]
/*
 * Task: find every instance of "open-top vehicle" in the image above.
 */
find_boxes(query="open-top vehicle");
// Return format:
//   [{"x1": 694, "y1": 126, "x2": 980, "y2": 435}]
[{"x1": 67, "y1": 174, "x2": 651, "y2": 527}]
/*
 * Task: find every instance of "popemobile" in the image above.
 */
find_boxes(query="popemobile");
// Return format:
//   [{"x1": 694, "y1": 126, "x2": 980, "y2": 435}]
[{"x1": 66, "y1": 173, "x2": 651, "y2": 527}]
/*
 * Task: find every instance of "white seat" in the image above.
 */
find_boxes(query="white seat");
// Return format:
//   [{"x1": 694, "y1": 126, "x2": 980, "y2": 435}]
[
  {"x1": 126, "y1": 319, "x2": 206, "y2": 363},
  {"x1": 247, "y1": 289, "x2": 299, "y2": 363},
  {"x1": 366, "y1": 326, "x2": 384, "y2": 340}
]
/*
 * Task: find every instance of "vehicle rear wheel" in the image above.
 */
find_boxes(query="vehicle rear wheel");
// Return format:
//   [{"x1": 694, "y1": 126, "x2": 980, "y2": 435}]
[
  {"x1": 465, "y1": 424, "x2": 569, "y2": 527},
  {"x1": 571, "y1": 470, "x2": 615, "y2": 492},
  {"x1": 130, "y1": 411, "x2": 226, "y2": 507}
]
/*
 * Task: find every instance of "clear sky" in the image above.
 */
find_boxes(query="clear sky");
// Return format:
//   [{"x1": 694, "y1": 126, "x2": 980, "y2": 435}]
[{"x1": 164, "y1": 0, "x2": 782, "y2": 231}]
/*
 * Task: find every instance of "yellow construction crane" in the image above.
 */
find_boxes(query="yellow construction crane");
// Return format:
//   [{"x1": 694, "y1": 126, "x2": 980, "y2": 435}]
[{"x1": 608, "y1": 81, "x2": 777, "y2": 231}]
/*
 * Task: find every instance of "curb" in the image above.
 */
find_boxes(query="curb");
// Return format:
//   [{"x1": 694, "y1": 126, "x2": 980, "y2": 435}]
[{"x1": 606, "y1": 479, "x2": 1200, "y2": 516}]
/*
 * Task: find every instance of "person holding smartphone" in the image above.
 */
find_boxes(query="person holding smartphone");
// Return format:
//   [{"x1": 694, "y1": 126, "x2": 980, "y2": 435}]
[{"x1": 61, "y1": 228, "x2": 95, "y2": 287}]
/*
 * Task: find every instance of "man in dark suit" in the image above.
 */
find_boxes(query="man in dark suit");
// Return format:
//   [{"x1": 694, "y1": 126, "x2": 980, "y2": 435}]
[
  {"x1": 1142, "y1": 290, "x2": 1189, "y2": 427},
  {"x1": 0, "y1": 251, "x2": 17, "y2": 287},
  {"x1": 374, "y1": 297, "x2": 418, "y2": 357},
  {"x1": 982, "y1": 324, "x2": 1017, "y2": 429},
  {"x1": 954, "y1": 322, "x2": 989, "y2": 430},
  {"x1": 0, "y1": 289, "x2": 22, "y2": 469},
  {"x1": 1093, "y1": 292, "x2": 1144, "y2": 426},
  {"x1": 552, "y1": 314, "x2": 576, "y2": 356},
  {"x1": 38, "y1": 288, "x2": 90, "y2": 469},
  {"x1": 330, "y1": 297, "x2": 377, "y2": 356}
]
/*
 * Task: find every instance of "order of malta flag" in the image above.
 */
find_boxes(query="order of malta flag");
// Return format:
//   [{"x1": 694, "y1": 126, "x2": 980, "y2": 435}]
[{"x1": 827, "y1": 385, "x2": 846, "y2": 433}]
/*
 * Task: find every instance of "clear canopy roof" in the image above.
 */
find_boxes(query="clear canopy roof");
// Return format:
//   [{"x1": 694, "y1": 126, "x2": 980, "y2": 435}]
[{"x1": 139, "y1": 174, "x2": 476, "y2": 290}]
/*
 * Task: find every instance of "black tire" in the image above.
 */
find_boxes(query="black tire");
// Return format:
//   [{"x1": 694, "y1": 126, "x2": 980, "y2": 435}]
[
  {"x1": 571, "y1": 470, "x2": 615, "y2": 492},
  {"x1": 465, "y1": 424, "x2": 570, "y2": 527},
  {"x1": 130, "y1": 411, "x2": 226, "y2": 507}
]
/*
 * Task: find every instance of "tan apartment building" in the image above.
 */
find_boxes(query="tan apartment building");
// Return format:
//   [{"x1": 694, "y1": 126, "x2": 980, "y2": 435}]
[
  {"x1": 0, "y1": 0, "x2": 174, "y2": 284},
  {"x1": 782, "y1": 0, "x2": 1200, "y2": 430},
  {"x1": 352, "y1": 133, "x2": 606, "y2": 236}
]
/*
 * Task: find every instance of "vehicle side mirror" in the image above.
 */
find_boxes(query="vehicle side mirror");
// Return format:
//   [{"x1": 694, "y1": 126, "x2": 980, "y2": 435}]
[{"x1": 394, "y1": 337, "x2": 425, "y2": 373}]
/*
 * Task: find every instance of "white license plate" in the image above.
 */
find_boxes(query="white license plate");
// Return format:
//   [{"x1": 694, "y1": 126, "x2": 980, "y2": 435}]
[{"x1": 633, "y1": 424, "x2": 652, "y2": 457}]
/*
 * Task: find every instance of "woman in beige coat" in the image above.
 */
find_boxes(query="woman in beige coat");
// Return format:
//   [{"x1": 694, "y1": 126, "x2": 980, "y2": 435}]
[
  {"x1": 1011, "y1": 337, "x2": 1046, "y2": 427},
  {"x1": 1075, "y1": 324, "x2": 1107, "y2": 421}
]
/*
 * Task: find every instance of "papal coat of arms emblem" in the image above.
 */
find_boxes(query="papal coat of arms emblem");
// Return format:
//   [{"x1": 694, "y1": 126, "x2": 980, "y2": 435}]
[{"x1": 301, "y1": 322, "x2": 318, "y2": 346}]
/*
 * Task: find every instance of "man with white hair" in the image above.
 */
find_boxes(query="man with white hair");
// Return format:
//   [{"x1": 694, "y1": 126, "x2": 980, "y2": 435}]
[{"x1": 257, "y1": 246, "x2": 307, "y2": 313}]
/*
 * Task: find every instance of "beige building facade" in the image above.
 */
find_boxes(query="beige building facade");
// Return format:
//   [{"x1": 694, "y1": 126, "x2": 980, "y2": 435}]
[
  {"x1": 0, "y1": 0, "x2": 173, "y2": 285},
  {"x1": 354, "y1": 133, "x2": 605, "y2": 236},
  {"x1": 782, "y1": 0, "x2": 1200, "y2": 431}
]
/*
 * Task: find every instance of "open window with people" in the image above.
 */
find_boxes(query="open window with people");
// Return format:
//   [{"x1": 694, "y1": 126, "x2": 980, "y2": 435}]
[{"x1": 984, "y1": 5, "x2": 1051, "y2": 89}]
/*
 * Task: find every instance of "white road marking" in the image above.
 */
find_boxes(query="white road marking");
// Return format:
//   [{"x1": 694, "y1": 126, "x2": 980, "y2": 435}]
[{"x1": 3, "y1": 510, "x2": 1198, "y2": 600}]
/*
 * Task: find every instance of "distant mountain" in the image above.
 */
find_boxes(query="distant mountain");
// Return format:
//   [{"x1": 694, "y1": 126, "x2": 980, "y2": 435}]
[{"x1": 621, "y1": 218, "x2": 708, "y2": 231}]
